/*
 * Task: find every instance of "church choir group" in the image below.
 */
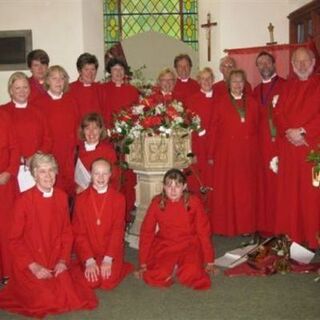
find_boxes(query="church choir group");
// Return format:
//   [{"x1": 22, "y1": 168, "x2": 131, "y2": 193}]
[{"x1": 0, "y1": 46, "x2": 319, "y2": 318}]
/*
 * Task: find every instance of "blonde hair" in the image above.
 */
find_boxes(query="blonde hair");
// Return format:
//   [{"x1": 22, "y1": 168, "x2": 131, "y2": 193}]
[
  {"x1": 29, "y1": 152, "x2": 58, "y2": 177},
  {"x1": 197, "y1": 67, "x2": 215, "y2": 82},
  {"x1": 157, "y1": 68, "x2": 176, "y2": 84},
  {"x1": 78, "y1": 112, "x2": 108, "y2": 141},
  {"x1": 44, "y1": 65, "x2": 70, "y2": 92},
  {"x1": 7, "y1": 71, "x2": 29, "y2": 96}
]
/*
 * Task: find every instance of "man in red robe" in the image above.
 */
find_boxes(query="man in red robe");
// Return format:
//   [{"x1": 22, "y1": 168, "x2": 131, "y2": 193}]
[
  {"x1": 72, "y1": 159, "x2": 133, "y2": 289},
  {"x1": 253, "y1": 51, "x2": 286, "y2": 236},
  {"x1": 173, "y1": 54, "x2": 200, "y2": 103},
  {"x1": 137, "y1": 169, "x2": 215, "y2": 290},
  {"x1": 274, "y1": 47, "x2": 320, "y2": 249},
  {"x1": 0, "y1": 109, "x2": 19, "y2": 284},
  {"x1": 69, "y1": 53, "x2": 103, "y2": 120},
  {"x1": 27, "y1": 49, "x2": 49, "y2": 103},
  {"x1": 0, "y1": 153, "x2": 97, "y2": 318},
  {"x1": 213, "y1": 56, "x2": 252, "y2": 98}
]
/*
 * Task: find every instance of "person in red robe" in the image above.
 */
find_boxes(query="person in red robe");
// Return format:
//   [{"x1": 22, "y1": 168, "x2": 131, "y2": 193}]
[
  {"x1": 34, "y1": 65, "x2": 79, "y2": 197},
  {"x1": 136, "y1": 169, "x2": 215, "y2": 290},
  {"x1": 213, "y1": 56, "x2": 252, "y2": 99},
  {"x1": 27, "y1": 49, "x2": 49, "y2": 103},
  {"x1": 252, "y1": 51, "x2": 286, "y2": 236},
  {"x1": 149, "y1": 68, "x2": 182, "y2": 104},
  {"x1": 185, "y1": 67, "x2": 216, "y2": 208},
  {"x1": 173, "y1": 54, "x2": 200, "y2": 103},
  {"x1": 76, "y1": 112, "x2": 120, "y2": 193},
  {"x1": 100, "y1": 58, "x2": 139, "y2": 220},
  {"x1": 274, "y1": 47, "x2": 320, "y2": 249},
  {"x1": 1, "y1": 72, "x2": 52, "y2": 175},
  {"x1": 0, "y1": 109, "x2": 19, "y2": 285},
  {"x1": 72, "y1": 158, "x2": 133, "y2": 290},
  {"x1": 69, "y1": 53, "x2": 103, "y2": 120},
  {"x1": 208, "y1": 69, "x2": 259, "y2": 236},
  {"x1": 0, "y1": 152, "x2": 97, "y2": 318}
]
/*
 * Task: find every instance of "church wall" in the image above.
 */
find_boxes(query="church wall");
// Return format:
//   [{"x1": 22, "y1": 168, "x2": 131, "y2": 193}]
[
  {"x1": 0, "y1": 0, "x2": 104, "y2": 104},
  {"x1": 198, "y1": 0, "x2": 310, "y2": 80}
]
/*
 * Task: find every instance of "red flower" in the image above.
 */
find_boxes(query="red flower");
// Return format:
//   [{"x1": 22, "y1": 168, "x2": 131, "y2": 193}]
[{"x1": 166, "y1": 105, "x2": 179, "y2": 119}]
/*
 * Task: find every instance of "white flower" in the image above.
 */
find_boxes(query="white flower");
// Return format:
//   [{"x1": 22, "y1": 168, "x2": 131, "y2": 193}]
[
  {"x1": 173, "y1": 116, "x2": 183, "y2": 124},
  {"x1": 132, "y1": 104, "x2": 145, "y2": 115},
  {"x1": 269, "y1": 156, "x2": 279, "y2": 173},
  {"x1": 172, "y1": 101, "x2": 184, "y2": 113},
  {"x1": 198, "y1": 129, "x2": 206, "y2": 136},
  {"x1": 272, "y1": 95, "x2": 279, "y2": 108}
]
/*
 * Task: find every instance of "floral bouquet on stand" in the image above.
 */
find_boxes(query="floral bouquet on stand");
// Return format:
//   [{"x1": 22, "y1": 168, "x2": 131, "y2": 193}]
[{"x1": 307, "y1": 146, "x2": 320, "y2": 187}]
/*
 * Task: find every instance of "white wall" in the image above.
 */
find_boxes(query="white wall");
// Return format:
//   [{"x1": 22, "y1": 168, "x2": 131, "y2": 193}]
[
  {"x1": 0, "y1": 0, "x2": 104, "y2": 104},
  {"x1": 198, "y1": 0, "x2": 310, "y2": 80}
]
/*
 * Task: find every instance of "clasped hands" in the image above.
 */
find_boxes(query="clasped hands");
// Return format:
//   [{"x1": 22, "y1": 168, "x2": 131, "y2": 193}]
[
  {"x1": 285, "y1": 128, "x2": 308, "y2": 147},
  {"x1": 85, "y1": 260, "x2": 112, "y2": 282},
  {"x1": 29, "y1": 260, "x2": 67, "y2": 279}
]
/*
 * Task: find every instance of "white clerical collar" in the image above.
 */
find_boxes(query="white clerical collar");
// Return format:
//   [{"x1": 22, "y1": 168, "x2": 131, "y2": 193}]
[
  {"x1": 161, "y1": 91, "x2": 172, "y2": 96},
  {"x1": 48, "y1": 90, "x2": 63, "y2": 100},
  {"x1": 37, "y1": 186, "x2": 53, "y2": 198},
  {"x1": 13, "y1": 100, "x2": 27, "y2": 109},
  {"x1": 93, "y1": 185, "x2": 108, "y2": 194},
  {"x1": 231, "y1": 92, "x2": 243, "y2": 100},
  {"x1": 83, "y1": 83, "x2": 92, "y2": 87},
  {"x1": 84, "y1": 141, "x2": 99, "y2": 151},
  {"x1": 112, "y1": 80, "x2": 123, "y2": 87},
  {"x1": 179, "y1": 77, "x2": 189, "y2": 83},
  {"x1": 262, "y1": 73, "x2": 277, "y2": 84},
  {"x1": 201, "y1": 89, "x2": 213, "y2": 98}
]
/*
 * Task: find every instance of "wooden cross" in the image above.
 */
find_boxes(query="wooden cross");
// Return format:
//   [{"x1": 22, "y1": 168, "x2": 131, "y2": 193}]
[{"x1": 201, "y1": 13, "x2": 217, "y2": 62}]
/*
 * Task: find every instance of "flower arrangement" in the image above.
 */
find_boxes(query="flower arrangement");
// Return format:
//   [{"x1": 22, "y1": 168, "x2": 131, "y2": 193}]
[
  {"x1": 307, "y1": 146, "x2": 320, "y2": 187},
  {"x1": 110, "y1": 97, "x2": 203, "y2": 155},
  {"x1": 129, "y1": 65, "x2": 156, "y2": 97}
]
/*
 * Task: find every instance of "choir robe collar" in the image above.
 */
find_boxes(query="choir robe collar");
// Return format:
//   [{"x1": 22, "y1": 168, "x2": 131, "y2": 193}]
[
  {"x1": 200, "y1": 89, "x2": 213, "y2": 98},
  {"x1": 84, "y1": 141, "x2": 99, "y2": 151},
  {"x1": 13, "y1": 100, "x2": 28, "y2": 109},
  {"x1": 112, "y1": 80, "x2": 124, "y2": 88},
  {"x1": 262, "y1": 73, "x2": 277, "y2": 84},
  {"x1": 47, "y1": 90, "x2": 63, "y2": 100},
  {"x1": 92, "y1": 185, "x2": 108, "y2": 194},
  {"x1": 178, "y1": 77, "x2": 190, "y2": 83},
  {"x1": 36, "y1": 185, "x2": 54, "y2": 198},
  {"x1": 78, "y1": 78, "x2": 93, "y2": 87},
  {"x1": 230, "y1": 92, "x2": 243, "y2": 100}
]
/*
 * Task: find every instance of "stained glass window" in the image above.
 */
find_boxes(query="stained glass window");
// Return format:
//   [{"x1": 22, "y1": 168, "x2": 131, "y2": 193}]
[{"x1": 103, "y1": 0, "x2": 198, "y2": 51}]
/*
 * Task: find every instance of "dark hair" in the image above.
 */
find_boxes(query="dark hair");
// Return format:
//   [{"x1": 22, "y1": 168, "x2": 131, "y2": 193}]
[
  {"x1": 256, "y1": 51, "x2": 275, "y2": 65},
  {"x1": 78, "y1": 112, "x2": 108, "y2": 141},
  {"x1": 76, "y1": 53, "x2": 99, "y2": 71},
  {"x1": 27, "y1": 49, "x2": 49, "y2": 68},
  {"x1": 174, "y1": 54, "x2": 192, "y2": 68},
  {"x1": 106, "y1": 58, "x2": 128, "y2": 74},
  {"x1": 159, "y1": 168, "x2": 190, "y2": 211}
]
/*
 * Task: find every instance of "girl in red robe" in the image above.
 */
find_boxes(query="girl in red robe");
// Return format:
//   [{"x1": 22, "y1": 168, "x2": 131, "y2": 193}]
[
  {"x1": 0, "y1": 152, "x2": 97, "y2": 318},
  {"x1": 76, "y1": 112, "x2": 120, "y2": 193},
  {"x1": 0, "y1": 109, "x2": 19, "y2": 284},
  {"x1": 72, "y1": 158, "x2": 133, "y2": 290},
  {"x1": 34, "y1": 65, "x2": 79, "y2": 196},
  {"x1": 137, "y1": 169, "x2": 215, "y2": 290},
  {"x1": 209, "y1": 69, "x2": 259, "y2": 236}
]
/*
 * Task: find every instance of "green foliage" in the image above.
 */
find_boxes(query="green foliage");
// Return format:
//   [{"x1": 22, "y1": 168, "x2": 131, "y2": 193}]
[{"x1": 307, "y1": 147, "x2": 320, "y2": 174}]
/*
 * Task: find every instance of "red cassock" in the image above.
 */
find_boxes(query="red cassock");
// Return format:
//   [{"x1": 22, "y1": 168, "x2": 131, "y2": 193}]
[
  {"x1": 185, "y1": 91, "x2": 216, "y2": 205},
  {"x1": 28, "y1": 76, "x2": 47, "y2": 103},
  {"x1": 69, "y1": 80, "x2": 103, "y2": 120},
  {"x1": 208, "y1": 94, "x2": 259, "y2": 235},
  {"x1": 0, "y1": 109, "x2": 19, "y2": 279},
  {"x1": 77, "y1": 141, "x2": 121, "y2": 191},
  {"x1": 213, "y1": 80, "x2": 252, "y2": 99},
  {"x1": 72, "y1": 186, "x2": 133, "y2": 289},
  {"x1": 100, "y1": 81, "x2": 139, "y2": 128},
  {"x1": 253, "y1": 76, "x2": 286, "y2": 235},
  {"x1": 274, "y1": 75, "x2": 320, "y2": 249},
  {"x1": 148, "y1": 90, "x2": 182, "y2": 105},
  {"x1": 1, "y1": 101, "x2": 52, "y2": 159},
  {"x1": 0, "y1": 187, "x2": 97, "y2": 318},
  {"x1": 100, "y1": 81, "x2": 139, "y2": 218},
  {"x1": 35, "y1": 93, "x2": 79, "y2": 196},
  {"x1": 139, "y1": 195, "x2": 215, "y2": 290},
  {"x1": 173, "y1": 78, "x2": 200, "y2": 104}
]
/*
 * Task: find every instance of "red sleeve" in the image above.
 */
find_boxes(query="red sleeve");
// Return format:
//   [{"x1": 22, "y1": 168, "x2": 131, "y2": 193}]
[
  {"x1": 104, "y1": 193, "x2": 126, "y2": 258},
  {"x1": 36, "y1": 108, "x2": 53, "y2": 154},
  {"x1": 72, "y1": 196, "x2": 95, "y2": 263},
  {"x1": 9, "y1": 196, "x2": 35, "y2": 269},
  {"x1": 138, "y1": 198, "x2": 158, "y2": 265},
  {"x1": 193, "y1": 197, "x2": 215, "y2": 263},
  {"x1": 6, "y1": 122, "x2": 20, "y2": 177}
]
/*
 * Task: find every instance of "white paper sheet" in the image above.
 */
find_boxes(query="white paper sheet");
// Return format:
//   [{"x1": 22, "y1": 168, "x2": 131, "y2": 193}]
[
  {"x1": 290, "y1": 242, "x2": 315, "y2": 264},
  {"x1": 74, "y1": 158, "x2": 91, "y2": 189},
  {"x1": 17, "y1": 164, "x2": 35, "y2": 192}
]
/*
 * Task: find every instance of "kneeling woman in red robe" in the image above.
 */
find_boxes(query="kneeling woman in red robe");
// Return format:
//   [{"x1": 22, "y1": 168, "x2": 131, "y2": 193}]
[
  {"x1": 0, "y1": 152, "x2": 97, "y2": 318},
  {"x1": 72, "y1": 158, "x2": 133, "y2": 290},
  {"x1": 137, "y1": 169, "x2": 215, "y2": 290}
]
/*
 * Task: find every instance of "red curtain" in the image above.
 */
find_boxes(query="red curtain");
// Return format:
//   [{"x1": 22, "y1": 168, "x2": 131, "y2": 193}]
[{"x1": 225, "y1": 40, "x2": 319, "y2": 88}]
